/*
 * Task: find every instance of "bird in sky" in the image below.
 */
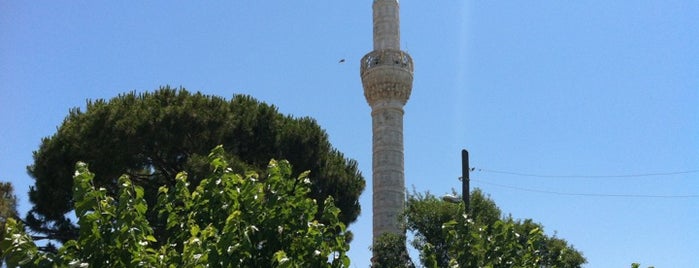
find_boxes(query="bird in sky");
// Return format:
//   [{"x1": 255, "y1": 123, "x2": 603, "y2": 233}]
[{"x1": 339, "y1": 59, "x2": 345, "y2": 63}]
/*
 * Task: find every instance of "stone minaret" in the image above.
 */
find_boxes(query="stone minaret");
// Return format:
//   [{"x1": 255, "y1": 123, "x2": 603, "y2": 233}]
[{"x1": 360, "y1": 0, "x2": 413, "y2": 242}]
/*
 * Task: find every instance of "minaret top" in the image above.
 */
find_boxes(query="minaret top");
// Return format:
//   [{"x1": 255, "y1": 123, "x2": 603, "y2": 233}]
[
  {"x1": 361, "y1": 0, "x2": 413, "y2": 107},
  {"x1": 372, "y1": 0, "x2": 401, "y2": 50}
]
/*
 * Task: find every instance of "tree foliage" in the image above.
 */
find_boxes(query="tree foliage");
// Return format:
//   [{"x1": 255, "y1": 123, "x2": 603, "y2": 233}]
[
  {"x1": 0, "y1": 181, "x2": 19, "y2": 266},
  {"x1": 3, "y1": 146, "x2": 351, "y2": 267},
  {"x1": 370, "y1": 233, "x2": 415, "y2": 268},
  {"x1": 26, "y1": 87, "x2": 364, "y2": 245},
  {"x1": 405, "y1": 189, "x2": 586, "y2": 268},
  {"x1": 0, "y1": 182, "x2": 18, "y2": 230}
]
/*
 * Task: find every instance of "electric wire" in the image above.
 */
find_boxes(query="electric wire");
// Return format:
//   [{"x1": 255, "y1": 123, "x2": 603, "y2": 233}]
[
  {"x1": 473, "y1": 168, "x2": 699, "y2": 179},
  {"x1": 459, "y1": 168, "x2": 699, "y2": 197},
  {"x1": 471, "y1": 178, "x2": 699, "y2": 198}
]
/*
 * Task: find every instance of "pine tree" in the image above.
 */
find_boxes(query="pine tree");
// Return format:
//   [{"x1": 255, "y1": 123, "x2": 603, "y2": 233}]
[{"x1": 25, "y1": 86, "x2": 364, "y2": 246}]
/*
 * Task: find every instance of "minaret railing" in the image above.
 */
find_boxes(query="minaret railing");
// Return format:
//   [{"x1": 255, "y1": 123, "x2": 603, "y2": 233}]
[{"x1": 360, "y1": 49, "x2": 414, "y2": 77}]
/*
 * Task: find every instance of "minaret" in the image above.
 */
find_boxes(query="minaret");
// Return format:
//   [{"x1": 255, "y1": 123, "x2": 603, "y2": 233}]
[{"x1": 360, "y1": 0, "x2": 414, "y2": 242}]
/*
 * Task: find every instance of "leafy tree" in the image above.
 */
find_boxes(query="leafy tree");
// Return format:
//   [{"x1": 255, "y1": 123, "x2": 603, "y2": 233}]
[
  {"x1": 405, "y1": 189, "x2": 586, "y2": 267},
  {"x1": 403, "y1": 190, "x2": 460, "y2": 266},
  {"x1": 2, "y1": 146, "x2": 351, "y2": 267},
  {"x1": 25, "y1": 87, "x2": 364, "y2": 245},
  {"x1": 0, "y1": 181, "x2": 19, "y2": 266},
  {"x1": 370, "y1": 233, "x2": 415, "y2": 268},
  {"x1": 0, "y1": 182, "x2": 18, "y2": 229}
]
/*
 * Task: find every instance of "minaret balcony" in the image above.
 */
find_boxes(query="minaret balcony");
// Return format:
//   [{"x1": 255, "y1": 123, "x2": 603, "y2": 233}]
[
  {"x1": 360, "y1": 49, "x2": 414, "y2": 77},
  {"x1": 361, "y1": 49, "x2": 414, "y2": 106}
]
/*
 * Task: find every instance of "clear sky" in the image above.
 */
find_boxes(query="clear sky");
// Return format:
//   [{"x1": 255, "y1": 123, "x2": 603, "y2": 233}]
[{"x1": 2, "y1": 1, "x2": 697, "y2": 267}]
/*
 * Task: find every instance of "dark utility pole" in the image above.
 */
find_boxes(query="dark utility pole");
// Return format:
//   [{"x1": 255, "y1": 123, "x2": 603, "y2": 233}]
[{"x1": 461, "y1": 149, "x2": 470, "y2": 211}]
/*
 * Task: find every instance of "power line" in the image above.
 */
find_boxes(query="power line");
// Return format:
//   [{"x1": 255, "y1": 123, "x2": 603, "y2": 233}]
[
  {"x1": 471, "y1": 178, "x2": 699, "y2": 198},
  {"x1": 474, "y1": 168, "x2": 699, "y2": 179}
]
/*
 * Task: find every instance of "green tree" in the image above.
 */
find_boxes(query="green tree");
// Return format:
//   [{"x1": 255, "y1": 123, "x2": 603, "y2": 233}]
[
  {"x1": 0, "y1": 182, "x2": 19, "y2": 266},
  {"x1": 0, "y1": 182, "x2": 18, "y2": 229},
  {"x1": 405, "y1": 189, "x2": 586, "y2": 267},
  {"x1": 25, "y1": 87, "x2": 364, "y2": 246},
  {"x1": 2, "y1": 146, "x2": 351, "y2": 267},
  {"x1": 370, "y1": 233, "x2": 415, "y2": 268}
]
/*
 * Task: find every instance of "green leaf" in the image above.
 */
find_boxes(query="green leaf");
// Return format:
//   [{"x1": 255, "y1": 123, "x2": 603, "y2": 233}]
[
  {"x1": 145, "y1": 235, "x2": 157, "y2": 242},
  {"x1": 190, "y1": 225, "x2": 200, "y2": 237}
]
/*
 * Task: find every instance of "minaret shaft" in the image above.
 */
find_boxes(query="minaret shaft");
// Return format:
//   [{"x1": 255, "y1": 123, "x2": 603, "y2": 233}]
[
  {"x1": 361, "y1": 0, "x2": 413, "y2": 244},
  {"x1": 373, "y1": 0, "x2": 400, "y2": 50},
  {"x1": 371, "y1": 102, "x2": 405, "y2": 238}
]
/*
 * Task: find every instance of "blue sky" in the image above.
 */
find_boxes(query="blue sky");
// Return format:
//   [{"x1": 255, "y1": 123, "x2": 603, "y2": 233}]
[{"x1": 2, "y1": 1, "x2": 697, "y2": 267}]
